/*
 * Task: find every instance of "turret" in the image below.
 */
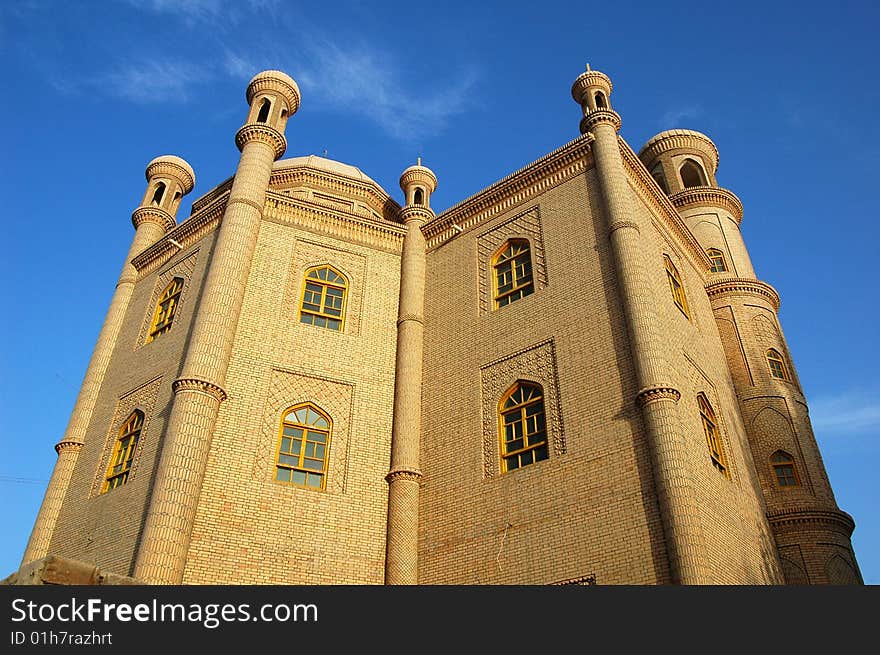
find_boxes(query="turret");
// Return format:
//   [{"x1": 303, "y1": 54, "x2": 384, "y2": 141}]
[
  {"x1": 21, "y1": 155, "x2": 195, "y2": 566},
  {"x1": 641, "y1": 130, "x2": 863, "y2": 583},
  {"x1": 384, "y1": 158, "x2": 437, "y2": 585},
  {"x1": 134, "y1": 71, "x2": 300, "y2": 584},
  {"x1": 638, "y1": 130, "x2": 754, "y2": 278}
]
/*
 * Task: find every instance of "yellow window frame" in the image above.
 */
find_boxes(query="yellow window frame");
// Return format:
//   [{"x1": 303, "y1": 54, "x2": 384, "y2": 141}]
[
  {"x1": 493, "y1": 239, "x2": 534, "y2": 309},
  {"x1": 770, "y1": 450, "x2": 800, "y2": 487},
  {"x1": 664, "y1": 254, "x2": 690, "y2": 318},
  {"x1": 274, "y1": 403, "x2": 332, "y2": 490},
  {"x1": 698, "y1": 394, "x2": 727, "y2": 476},
  {"x1": 299, "y1": 265, "x2": 348, "y2": 332},
  {"x1": 706, "y1": 248, "x2": 727, "y2": 273},
  {"x1": 766, "y1": 349, "x2": 790, "y2": 381},
  {"x1": 147, "y1": 277, "x2": 184, "y2": 342},
  {"x1": 102, "y1": 410, "x2": 144, "y2": 493},
  {"x1": 499, "y1": 381, "x2": 549, "y2": 473}
]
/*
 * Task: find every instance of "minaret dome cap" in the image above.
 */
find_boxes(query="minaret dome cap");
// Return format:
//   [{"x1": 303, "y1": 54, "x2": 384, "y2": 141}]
[
  {"x1": 145, "y1": 155, "x2": 195, "y2": 194},
  {"x1": 246, "y1": 70, "x2": 301, "y2": 116},
  {"x1": 571, "y1": 68, "x2": 613, "y2": 103},
  {"x1": 399, "y1": 161, "x2": 438, "y2": 194}
]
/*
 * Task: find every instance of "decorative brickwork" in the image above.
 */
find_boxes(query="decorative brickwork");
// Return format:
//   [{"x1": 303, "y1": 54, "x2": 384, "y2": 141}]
[
  {"x1": 136, "y1": 249, "x2": 199, "y2": 347},
  {"x1": 480, "y1": 339, "x2": 565, "y2": 478},
  {"x1": 90, "y1": 376, "x2": 162, "y2": 498}
]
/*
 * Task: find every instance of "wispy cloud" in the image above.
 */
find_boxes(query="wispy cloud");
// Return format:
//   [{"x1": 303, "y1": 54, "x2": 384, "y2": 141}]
[
  {"x1": 51, "y1": 60, "x2": 212, "y2": 104},
  {"x1": 123, "y1": 0, "x2": 280, "y2": 27},
  {"x1": 810, "y1": 391, "x2": 880, "y2": 438},
  {"x1": 291, "y1": 37, "x2": 478, "y2": 142},
  {"x1": 659, "y1": 105, "x2": 703, "y2": 128}
]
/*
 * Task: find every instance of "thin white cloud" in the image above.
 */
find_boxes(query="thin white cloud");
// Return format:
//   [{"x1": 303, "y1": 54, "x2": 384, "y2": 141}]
[
  {"x1": 809, "y1": 391, "x2": 880, "y2": 437},
  {"x1": 659, "y1": 105, "x2": 703, "y2": 128},
  {"x1": 123, "y1": 0, "x2": 279, "y2": 26},
  {"x1": 292, "y1": 37, "x2": 478, "y2": 141}
]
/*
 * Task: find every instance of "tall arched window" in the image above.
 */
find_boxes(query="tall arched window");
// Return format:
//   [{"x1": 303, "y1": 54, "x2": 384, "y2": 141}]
[
  {"x1": 594, "y1": 92, "x2": 607, "y2": 109},
  {"x1": 698, "y1": 394, "x2": 727, "y2": 475},
  {"x1": 650, "y1": 162, "x2": 669, "y2": 194},
  {"x1": 413, "y1": 187, "x2": 424, "y2": 205},
  {"x1": 275, "y1": 403, "x2": 331, "y2": 490},
  {"x1": 499, "y1": 381, "x2": 548, "y2": 472},
  {"x1": 766, "y1": 349, "x2": 790, "y2": 381},
  {"x1": 664, "y1": 255, "x2": 689, "y2": 318},
  {"x1": 707, "y1": 248, "x2": 727, "y2": 273},
  {"x1": 770, "y1": 450, "x2": 799, "y2": 487},
  {"x1": 300, "y1": 265, "x2": 347, "y2": 331},
  {"x1": 256, "y1": 98, "x2": 271, "y2": 123},
  {"x1": 493, "y1": 239, "x2": 534, "y2": 308},
  {"x1": 679, "y1": 159, "x2": 707, "y2": 188},
  {"x1": 147, "y1": 277, "x2": 184, "y2": 342},
  {"x1": 102, "y1": 410, "x2": 144, "y2": 492}
]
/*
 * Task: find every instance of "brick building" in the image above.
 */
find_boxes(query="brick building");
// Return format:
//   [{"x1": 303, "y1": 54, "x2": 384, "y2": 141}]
[{"x1": 12, "y1": 67, "x2": 862, "y2": 585}]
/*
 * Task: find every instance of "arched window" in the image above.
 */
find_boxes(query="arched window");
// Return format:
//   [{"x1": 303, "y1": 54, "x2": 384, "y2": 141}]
[
  {"x1": 698, "y1": 394, "x2": 727, "y2": 475},
  {"x1": 770, "y1": 450, "x2": 799, "y2": 487},
  {"x1": 707, "y1": 248, "x2": 727, "y2": 273},
  {"x1": 499, "y1": 381, "x2": 548, "y2": 472},
  {"x1": 275, "y1": 403, "x2": 331, "y2": 490},
  {"x1": 151, "y1": 182, "x2": 166, "y2": 206},
  {"x1": 594, "y1": 92, "x2": 607, "y2": 109},
  {"x1": 256, "y1": 98, "x2": 271, "y2": 123},
  {"x1": 664, "y1": 255, "x2": 689, "y2": 318},
  {"x1": 493, "y1": 239, "x2": 534, "y2": 308},
  {"x1": 680, "y1": 159, "x2": 707, "y2": 188},
  {"x1": 650, "y1": 162, "x2": 669, "y2": 194},
  {"x1": 414, "y1": 187, "x2": 424, "y2": 205},
  {"x1": 147, "y1": 277, "x2": 184, "y2": 342},
  {"x1": 300, "y1": 265, "x2": 347, "y2": 331},
  {"x1": 103, "y1": 410, "x2": 144, "y2": 492},
  {"x1": 767, "y1": 349, "x2": 790, "y2": 381}
]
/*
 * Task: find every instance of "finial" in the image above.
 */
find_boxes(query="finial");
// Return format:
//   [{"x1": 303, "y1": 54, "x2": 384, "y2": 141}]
[
  {"x1": 322, "y1": 148, "x2": 328, "y2": 157},
  {"x1": 417, "y1": 156, "x2": 422, "y2": 166},
  {"x1": 586, "y1": 63, "x2": 591, "y2": 71}
]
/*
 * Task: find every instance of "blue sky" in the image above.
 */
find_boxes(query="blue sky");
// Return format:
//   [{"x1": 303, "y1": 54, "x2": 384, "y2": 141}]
[{"x1": 1, "y1": 0, "x2": 877, "y2": 584}]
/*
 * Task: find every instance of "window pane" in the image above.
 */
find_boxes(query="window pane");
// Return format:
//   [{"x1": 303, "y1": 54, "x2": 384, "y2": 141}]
[
  {"x1": 306, "y1": 473, "x2": 323, "y2": 488},
  {"x1": 278, "y1": 454, "x2": 298, "y2": 467},
  {"x1": 507, "y1": 438, "x2": 524, "y2": 453},
  {"x1": 303, "y1": 458, "x2": 323, "y2": 471},
  {"x1": 535, "y1": 444, "x2": 549, "y2": 462},
  {"x1": 292, "y1": 471, "x2": 307, "y2": 486},
  {"x1": 276, "y1": 468, "x2": 291, "y2": 482}
]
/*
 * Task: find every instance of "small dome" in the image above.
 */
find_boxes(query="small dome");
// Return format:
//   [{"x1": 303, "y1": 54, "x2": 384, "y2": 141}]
[
  {"x1": 638, "y1": 129, "x2": 719, "y2": 173},
  {"x1": 246, "y1": 70, "x2": 301, "y2": 114},
  {"x1": 146, "y1": 155, "x2": 195, "y2": 193}
]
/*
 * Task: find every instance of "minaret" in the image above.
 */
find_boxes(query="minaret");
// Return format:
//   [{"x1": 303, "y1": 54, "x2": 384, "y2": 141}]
[
  {"x1": 21, "y1": 156, "x2": 194, "y2": 565},
  {"x1": 639, "y1": 132, "x2": 863, "y2": 584},
  {"x1": 133, "y1": 71, "x2": 300, "y2": 584},
  {"x1": 385, "y1": 159, "x2": 436, "y2": 584},
  {"x1": 571, "y1": 67, "x2": 710, "y2": 584}
]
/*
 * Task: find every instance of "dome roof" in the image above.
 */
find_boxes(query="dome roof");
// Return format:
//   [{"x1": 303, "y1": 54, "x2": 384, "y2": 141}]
[{"x1": 273, "y1": 155, "x2": 379, "y2": 186}]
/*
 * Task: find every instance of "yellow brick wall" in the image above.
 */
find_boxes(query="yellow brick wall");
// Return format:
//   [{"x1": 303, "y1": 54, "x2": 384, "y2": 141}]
[{"x1": 183, "y1": 215, "x2": 401, "y2": 584}]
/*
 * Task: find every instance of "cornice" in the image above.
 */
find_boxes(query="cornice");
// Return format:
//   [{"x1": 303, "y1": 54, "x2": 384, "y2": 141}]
[
  {"x1": 670, "y1": 186, "x2": 744, "y2": 224},
  {"x1": 172, "y1": 377, "x2": 228, "y2": 403},
  {"x1": 55, "y1": 439, "x2": 84, "y2": 454},
  {"x1": 618, "y1": 139, "x2": 715, "y2": 272},
  {"x1": 263, "y1": 191, "x2": 406, "y2": 253},
  {"x1": 235, "y1": 124, "x2": 287, "y2": 160},
  {"x1": 425, "y1": 133, "x2": 595, "y2": 249},
  {"x1": 579, "y1": 109, "x2": 622, "y2": 134},
  {"x1": 400, "y1": 206, "x2": 434, "y2": 224},
  {"x1": 385, "y1": 467, "x2": 423, "y2": 484},
  {"x1": 269, "y1": 166, "x2": 401, "y2": 223},
  {"x1": 767, "y1": 508, "x2": 855, "y2": 535},
  {"x1": 132, "y1": 192, "x2": 228, "y2": 277},
  {"x1": 706, "y1": 276, "x2": 780, "y2": 312},
  {"x1": 636, "y1": 385, "x2": 681, "y2": 406},
  {"x1": 131, "y1": 206, "x2": 175, "y2": 233}
]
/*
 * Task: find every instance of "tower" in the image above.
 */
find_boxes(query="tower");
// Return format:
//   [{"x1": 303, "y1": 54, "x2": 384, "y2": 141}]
[
  {"x1": 385, "y1": 159, "x2": 437, "y2": 584},
  {"x1": 133, "y1": 71, "x2": 300, "y2": 584},
  {"x1": 20, "y1": 156, "x2": 194, "y2": 567},
  {"x1": 638, "y1": 131, "x2": 862, "y2": 584},
  {"x1": 571, "y1": 67, "x2": 710, "y2": 584}
]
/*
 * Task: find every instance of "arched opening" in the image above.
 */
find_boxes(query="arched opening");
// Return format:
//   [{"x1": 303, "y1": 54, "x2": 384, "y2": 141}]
[
  {"x1": 770, "y1": 450, "x2": 799, "y2": 487},
  {"x1": 499, "y1": 381, "x2": 548, "y2": 472},
  {"x1": 706, "y1": 248, "x2": 727, "y2": 273},
  {"x1": 680, "y1": 159, "x2": 707, "y2": 188},
  {"x1": 413, "y1": 188, "x2": 424, "y2": 205},
  {"x1": 151, "y1": 182, "x2": 166, "y2": 206},
  {"x1": 276, "y1": 403, "x2": 332, "y2": 490},
  {"x1": 256, "y1": 98, "x2": 271, "y2": 123},
  {"x1": 650, "y1": 163, "x2": 669, "y2": 194},
  {"x1": 594, "y1": 92, "x2": 607, "y2": 109}
]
